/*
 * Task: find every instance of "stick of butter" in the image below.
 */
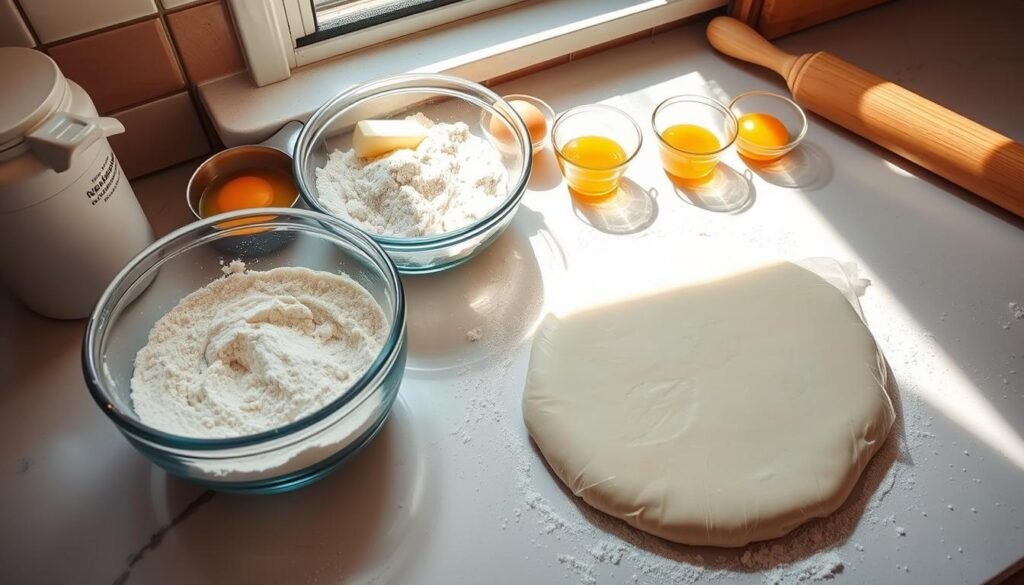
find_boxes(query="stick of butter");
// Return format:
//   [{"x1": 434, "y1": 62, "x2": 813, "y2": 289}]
[{"x1": 352, "y1": 119, "x2": 429, "y2": 158}]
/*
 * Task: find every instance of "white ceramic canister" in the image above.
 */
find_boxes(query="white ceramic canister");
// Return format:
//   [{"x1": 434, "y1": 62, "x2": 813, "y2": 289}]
[{"x1": 0, "y1": 48, "x2": 153, "y2": 319}]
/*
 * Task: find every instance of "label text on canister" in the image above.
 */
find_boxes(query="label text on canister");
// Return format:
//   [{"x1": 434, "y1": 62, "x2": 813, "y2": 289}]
[{"x1": 85, "y1": 153, "x2": 122, "y2": 206}]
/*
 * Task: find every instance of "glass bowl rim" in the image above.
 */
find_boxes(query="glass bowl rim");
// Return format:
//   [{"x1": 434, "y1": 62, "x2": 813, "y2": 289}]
[
  {"x1": 293, "y1": 73, "x2": 532, "y2": 249},
  {"x1": 728, "y1": 90, "x2": 809, "y2": 153},
  {"x1": 551, "y1": 103, "x2": 644, "y2": 172},
  {"x1": 81, "y1": 207, "x2": 407, "y2": 451},
  {"x1": 651, "y1": 94, "x2": 739, "y2": 156}
]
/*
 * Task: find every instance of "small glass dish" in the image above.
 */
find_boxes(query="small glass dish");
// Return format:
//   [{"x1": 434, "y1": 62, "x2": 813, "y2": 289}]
[
  {"x1": 293, "y1": 74, "x2": 532, "y2": 274},
  {"x1": 551, "y1": 104, "x2": 643, "y2": 197},
  {"x1": 652, "y1": 95, "x2": 737, "y2": 181},
  {"x1": 729, "y1": 91, "x2": 807, "y2": 162},
  {"x1": 82, "y1": 208, "x2": 407, "y2": 494},
  {"x1": 480, "y1": 93, "x2": 555, "y2": 154}
]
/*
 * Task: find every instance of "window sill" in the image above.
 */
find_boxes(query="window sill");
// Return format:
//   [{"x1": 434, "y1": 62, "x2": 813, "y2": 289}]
[{"x1": 199, "y1": 0, "x2": 725, "y2": 146}]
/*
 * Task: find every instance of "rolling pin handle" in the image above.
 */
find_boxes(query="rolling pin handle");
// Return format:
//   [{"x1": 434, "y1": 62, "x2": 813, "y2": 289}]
[{"x1": 706, "y1": 17, "x2": 802, "y2": 86}]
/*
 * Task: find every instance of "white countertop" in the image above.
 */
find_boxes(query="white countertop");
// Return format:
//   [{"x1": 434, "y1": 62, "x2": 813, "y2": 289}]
[{"x1": 2, "y1": 0, "x2": 1023, "y2": 583}]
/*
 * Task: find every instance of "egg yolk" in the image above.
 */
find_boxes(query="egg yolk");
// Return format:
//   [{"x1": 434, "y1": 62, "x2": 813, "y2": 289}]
[
  {"x1": 557, "y1": 135, "x2": 629, "y2": 196},
  {"x1": 661, "y1": 124, "x2": 722, "y2": 154},
  {"x1": 658, "y1": 124, "x2": 722, "y2": 180},
  {"x1": 560, "y1": 135, "x2": 628, "y2": 169},
  {"x1": 737, "y1": 113, "x2": 790, "y2": 161},
  {"x1": 214, "y1": 175, "x2": 274, "y2": 213}
]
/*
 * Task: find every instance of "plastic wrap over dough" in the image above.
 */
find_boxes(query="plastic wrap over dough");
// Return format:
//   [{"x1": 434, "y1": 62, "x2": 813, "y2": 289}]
[{"x1": 522, "y1": 261, "x2": 894, "y2": 547}]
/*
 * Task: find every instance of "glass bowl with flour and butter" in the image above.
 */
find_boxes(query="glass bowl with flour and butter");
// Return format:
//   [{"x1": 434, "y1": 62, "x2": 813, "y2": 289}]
[
  {"x1": 293, "y1": 74, "x2": 533, "y2": 274},
  {"x1": 82, "y1": 209, "x2": 406, "y2": 494}
]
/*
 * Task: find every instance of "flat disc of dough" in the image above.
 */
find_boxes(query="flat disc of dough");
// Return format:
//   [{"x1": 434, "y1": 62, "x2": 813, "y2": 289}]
[{"x1": 522, "y1": 261, "x2": 893, "y2": 547}]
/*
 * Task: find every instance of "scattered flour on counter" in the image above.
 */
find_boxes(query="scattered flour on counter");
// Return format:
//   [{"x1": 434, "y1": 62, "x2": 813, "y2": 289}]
[
  {"x1": 589, "y1": 542, "x2": 627, "y2": 565},
  {"x1": 558, "y1": 555, "x2": 598, "y2": 585},
  {"x1": 314, "y1": 113, "x2": 508, "y2": 238},
  {"x1": 131, "y1": 266, "x2": 387, "y2": 438},
  {"x1": 763, "y1": 552, "x2": 844, "y2": 584}
]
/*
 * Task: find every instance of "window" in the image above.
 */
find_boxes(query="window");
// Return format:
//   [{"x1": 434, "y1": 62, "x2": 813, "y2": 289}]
[
  {"x1": 227, "y1": 0, "x2": 723, "y2": 87},
  {"x1": 227, "y1": 0, "x2": 523, "y2": 85},
  {"x1": 280, "y1": 0, "x2": 523, "y2": 66},
  {"x1": 302, "y1": 0, "x2": 475, "y2": 46}
]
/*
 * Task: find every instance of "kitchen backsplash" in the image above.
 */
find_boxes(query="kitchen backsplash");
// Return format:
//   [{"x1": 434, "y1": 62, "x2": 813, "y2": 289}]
[
  {"x1": 1, "y1": 1, "x2": 713, "y2": 179},
  {"x1": 0, "y1": 0, "x2": 245, "y2": 178}
]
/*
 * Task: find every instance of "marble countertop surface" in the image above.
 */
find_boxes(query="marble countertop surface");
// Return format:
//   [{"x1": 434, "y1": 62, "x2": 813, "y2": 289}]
[{"x1": 1, "y1": 0, "x2": 1022, "y2": 583}]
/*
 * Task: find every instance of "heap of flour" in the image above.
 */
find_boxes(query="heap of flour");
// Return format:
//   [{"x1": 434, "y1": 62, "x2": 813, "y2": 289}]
[
  {"x1": 314, "y1": 113, "x2": 509, "y2": 238},
  {"x1": 131, "y1": 265, "x2": 387, "y2": 438}
]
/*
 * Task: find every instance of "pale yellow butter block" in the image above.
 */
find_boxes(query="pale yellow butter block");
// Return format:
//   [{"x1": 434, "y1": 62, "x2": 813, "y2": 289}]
[{"x1": 352, "y1": 119, "x2": 429, "y2": 158}]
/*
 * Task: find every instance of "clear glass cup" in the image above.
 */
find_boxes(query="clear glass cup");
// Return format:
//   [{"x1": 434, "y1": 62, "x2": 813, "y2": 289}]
[
  {"x1": 552, "y1": 104, "x2": 642, "y2": 197},
  {"x1": 729, "y1": 91, "x2": 807, "y2": 162},
  {"x1": 652, "y1": 95, "x2": 737, "y2": 181}
]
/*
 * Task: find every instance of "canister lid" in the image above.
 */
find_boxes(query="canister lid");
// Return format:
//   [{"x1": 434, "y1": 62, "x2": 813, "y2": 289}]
[{"x1": 0, "y1": 48, "x2": 66, "y2": 152}]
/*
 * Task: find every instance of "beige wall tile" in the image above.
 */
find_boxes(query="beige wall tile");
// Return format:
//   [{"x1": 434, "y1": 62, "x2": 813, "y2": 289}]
[
  {"x1": 108, "y1": 91, "x2": 210, "y2": 179},
  {"x1": 0, "y1": 0, "x2": 33, "y2": 47},
  {"x1": 20, "y1": 0, "x2": 155, "y2": 43},
  {"x1": 166, "y1": 0, "x2": 245, "y2": 83},
  {"x1": 48, "y1": 18, "x2": 185, "y2": 114}
]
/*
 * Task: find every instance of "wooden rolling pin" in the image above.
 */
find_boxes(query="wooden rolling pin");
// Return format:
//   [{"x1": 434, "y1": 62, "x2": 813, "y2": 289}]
[{"x1": 706, "y1": 16, "x2": 1024, "y2": 218}]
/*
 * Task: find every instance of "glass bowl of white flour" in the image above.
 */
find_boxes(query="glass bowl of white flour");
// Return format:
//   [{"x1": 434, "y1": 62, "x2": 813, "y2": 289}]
[
  {"x1": 294, "y1": 74, "x2": 532, "y2": 274},
  {"x1": 82, "y1": 208, "x2": 407, "y2": 494}
]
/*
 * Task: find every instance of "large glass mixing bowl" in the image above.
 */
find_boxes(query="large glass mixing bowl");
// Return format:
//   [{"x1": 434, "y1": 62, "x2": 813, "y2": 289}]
[
  {"x1": 82, "y1": 209, "x2": 407, "y2": 494},
  {"x1": 293, "y1": 74, "x2": 532, "y2": 274}
]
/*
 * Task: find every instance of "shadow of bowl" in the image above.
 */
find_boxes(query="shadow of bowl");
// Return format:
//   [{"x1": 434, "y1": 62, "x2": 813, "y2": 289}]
[
  {"x1": 670, "y1": 164, "x2": 756, "y2": 214},
  {"x1": 742, "y1": 141, "x2": 833, "y2": 191},
  {"x1": 528, "y1": 149, "x2": 565, "y2": 192},
  {"x1": 150, "y1": 396, "x2": 434, "y2": 585},
  {"x1": 570, "y1": 178, "x2": 659, "y2": 235},
  {"x1": 401, "y1": 223, "x2": 544, "y2": 374}
]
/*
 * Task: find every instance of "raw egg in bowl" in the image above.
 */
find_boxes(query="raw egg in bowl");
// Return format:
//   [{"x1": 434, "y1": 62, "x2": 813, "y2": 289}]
[
  {"x1": 187, "y1": 145, "x2": 300, "y2": 255},
  {"x1": 729, "y1": 91, "x2": 807, "y2": 162},
  {"x1": 482, "y1": 94, "x2": 555, "y2": 153}
]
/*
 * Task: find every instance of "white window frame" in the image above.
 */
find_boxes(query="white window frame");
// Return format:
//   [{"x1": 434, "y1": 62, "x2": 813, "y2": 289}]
[{"x1": 228, "y1": 0, "x2": 525, "y2": 86}]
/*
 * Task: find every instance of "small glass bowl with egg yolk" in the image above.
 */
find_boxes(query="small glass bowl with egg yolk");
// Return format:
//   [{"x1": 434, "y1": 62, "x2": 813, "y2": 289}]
[
  {"x1": 652, "y1": 95, "x2": 737, "y2": 182},
  {"x1": 551, "y1": 104, "x2": 643, "y2": 197},
  {"x1": 729, "y1": 91, "x2": 807, "y2": 162},
  {"x1": 481, "y1": 94, "x2": 555, "y2": 154}
]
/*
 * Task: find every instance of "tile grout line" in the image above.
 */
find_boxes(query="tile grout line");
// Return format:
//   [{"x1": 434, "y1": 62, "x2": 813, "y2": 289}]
[
  {"x1": 35, "y1": 13, "x2": 162, "y2": 49},
  {"x1": 161, "y1": 0, "x2": 219, "y2": 17},
  {"x1": 10, "y1": 0, "x2": 42, "y2": 46},
  {"x1": 159, "y1": 0, "x2": 236, "y2": 151},
  {"x1": 28, "y1": 0, "x2": 219, "y2": 49}
]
